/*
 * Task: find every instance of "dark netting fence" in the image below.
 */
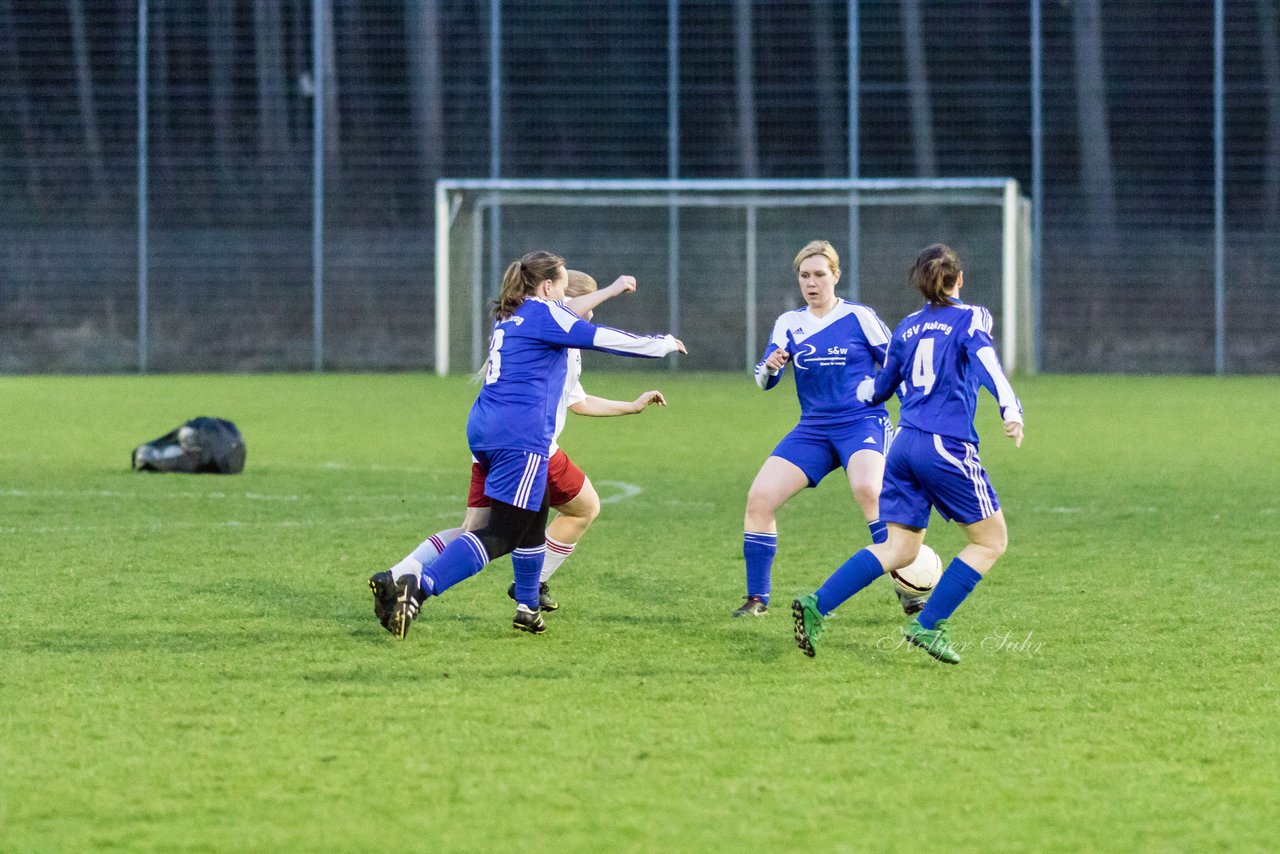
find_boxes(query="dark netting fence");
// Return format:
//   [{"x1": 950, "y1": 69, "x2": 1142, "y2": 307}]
[{"x1": 0, "y1": 1, "x2": 1276, "y2": 373}]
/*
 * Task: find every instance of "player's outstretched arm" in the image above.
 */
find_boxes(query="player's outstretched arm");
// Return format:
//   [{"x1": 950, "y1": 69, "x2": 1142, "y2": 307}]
[
  {"x1": 564, "y1": 276, "x2": 636, "y2": 318},
  {"x1": 569, "y1": 390, "x2": 667, "y2": 417},
  {"x1": 538, "y1": 302, "x2": 685, "y2": 358}
]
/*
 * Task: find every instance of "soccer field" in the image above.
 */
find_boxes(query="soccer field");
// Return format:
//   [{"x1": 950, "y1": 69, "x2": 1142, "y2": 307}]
[{"x1": 1, "y1": 371, "x2": 1276, "y2": 851}]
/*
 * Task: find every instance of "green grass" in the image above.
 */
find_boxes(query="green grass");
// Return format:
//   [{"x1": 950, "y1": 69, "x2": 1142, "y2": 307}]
[{"x1": 1, "y1": 372, "x2": 1277, "y2": 852}]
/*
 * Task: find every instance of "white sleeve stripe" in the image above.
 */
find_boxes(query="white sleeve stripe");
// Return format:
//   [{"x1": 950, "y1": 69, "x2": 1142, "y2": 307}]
[
  {"x1": 976, "y1": 346, "x2": 1020, "y2": 417},
  {"x1": 850, "y1": 305, "x2": 890, "y2": 346},
  {"x1": 548, "y1": 301, "x2": 581, "y2": 333},
  {"x1": 968, "y1": 306, "x2": 993, "y2": 336},
  {"x1": 591, "y1": 327, "x2": 677, "y2": 356}
]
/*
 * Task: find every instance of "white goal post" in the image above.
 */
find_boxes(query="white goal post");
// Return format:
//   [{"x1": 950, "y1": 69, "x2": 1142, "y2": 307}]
[{"x1": 434, "y1": 178, "x2": 1032, "y2": 376}]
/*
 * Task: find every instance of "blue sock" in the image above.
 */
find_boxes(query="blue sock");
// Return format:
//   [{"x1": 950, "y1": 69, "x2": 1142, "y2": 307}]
[
  {"x1": 743, "y1": 532, "x2": 778, "y2": 603},
  {"x1": 867, "y1": 519, "x2": 888, "y2": 544},
  {"x1": 917, "y1": 558, "x2": 983, "y2": 629},
  {"x1": 421, "y1": 532, "x2": 489, "y2": 596},
  {"x1": 511, "y1": 546, "x2": 545, "y2": 610},
  {"x1": 813, "y1": 549, "x2": 884, "y2": 615}
]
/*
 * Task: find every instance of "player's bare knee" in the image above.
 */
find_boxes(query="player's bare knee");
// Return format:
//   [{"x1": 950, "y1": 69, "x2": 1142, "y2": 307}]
[
  {"x1": 973, "y1": 525, "x2": 1007, "y2": 559},
  {"x1": 745, "y1": 487, "x2": 780, "y2": 521},
  {"x1": 850, "y1": 479, "x2": 879, "y2": 510},
  {"x1": 872, "y1": 542, "x2": 915, "y2": 572}
]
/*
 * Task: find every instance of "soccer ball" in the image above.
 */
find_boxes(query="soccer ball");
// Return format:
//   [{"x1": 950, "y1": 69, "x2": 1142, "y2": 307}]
[{"x1": 890, "y1": 544, "x2": 943, "y2": 597}]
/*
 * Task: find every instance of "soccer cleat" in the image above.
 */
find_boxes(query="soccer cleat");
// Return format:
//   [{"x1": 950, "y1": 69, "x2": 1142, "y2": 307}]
[
  {"x1": 368, "y1": 570, "x2": 398, "y2": 632},
  {"x1": 902, "y1": 618, "x2": 961, "y2": 664},
  {"x1": 895, "y1": 587, "x2": 928, "y2": 616},
  {"x1": 512, "y1": 603, "x2": 547, "y2": 634},
  {"x1": 791, "y1": 594, "x2": 825, "y2": 658},
  {"x1": 389, "y1": 574, "x2": 425, "y2": 640},
  {"x1": 731, "y1": 595, "x2": 769, "y2": 617},
  {"x1": 507, "y1": 581, "x2": 559, "y2": 612}
]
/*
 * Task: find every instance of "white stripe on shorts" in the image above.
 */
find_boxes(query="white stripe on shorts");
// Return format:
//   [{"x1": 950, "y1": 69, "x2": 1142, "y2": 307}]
[
  {"x1": 962, "y1": 443, "x2": 995, "y2": 517},
  {"x1": 932, "y1": 433, "x2": 993, "y2": 520},
  {"x1": 515, "y1": 452, "x2": 540, "y2": 508}
]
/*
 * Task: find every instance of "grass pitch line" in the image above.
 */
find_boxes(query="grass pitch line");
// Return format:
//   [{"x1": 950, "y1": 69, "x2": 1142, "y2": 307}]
[{"x1": 595, "y1": 480, "x2": 643, "y2": 505}]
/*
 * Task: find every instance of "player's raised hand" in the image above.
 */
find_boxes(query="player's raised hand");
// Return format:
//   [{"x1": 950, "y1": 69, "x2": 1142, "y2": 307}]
[
  {"x1": 764, "y1": 349, "x2": 790, "y2": 371},
  {"x1": 632, "y1": 390, "x2": 667, "y2": 411},
  {"x1": 672, "y1": 338, "x2": 687, "y2": 354},
  {"x1": 1004, "y1": 419, "x2": 1023, "y2": 448},
  {"x1": 608, "y1": 275, "x2": 637, "y2": 295}
]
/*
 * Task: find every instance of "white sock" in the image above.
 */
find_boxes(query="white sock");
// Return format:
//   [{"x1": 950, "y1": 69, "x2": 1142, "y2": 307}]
[
  {"x1": 391, "y1": 527, "x2": 465, "y2": 580},
  {"x1": 540, "y1": 536, "x2": 575, "y2": 582},
  {"x1": 389, "y1": 555, "x2": 422, "y2": 582}
]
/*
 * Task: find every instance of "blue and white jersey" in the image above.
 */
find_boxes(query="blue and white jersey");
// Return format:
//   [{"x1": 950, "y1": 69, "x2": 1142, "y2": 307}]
[
  {"x1": 754, "y1": 300, "x2": 890, "y2": 424},
  {"x1": 868, "y1": 300, "x2": 1022, "y2": 443},
  {"x1": 468, "y1": 298, "x2": 679, "y2": 455}
]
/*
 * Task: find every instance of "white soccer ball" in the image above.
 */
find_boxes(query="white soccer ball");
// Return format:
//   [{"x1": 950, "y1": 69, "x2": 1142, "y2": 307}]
[{"x1": 890, "y1": 544, "x2": 943, "y2": 597}]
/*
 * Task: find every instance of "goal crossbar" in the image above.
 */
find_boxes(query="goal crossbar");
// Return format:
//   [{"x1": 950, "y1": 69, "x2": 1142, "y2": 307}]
[{"x1": 434, "y1": 177, "x2": 1028, "y2": 375}]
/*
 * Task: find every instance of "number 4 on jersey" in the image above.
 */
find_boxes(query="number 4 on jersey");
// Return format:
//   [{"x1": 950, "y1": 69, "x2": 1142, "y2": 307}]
[{"x1": 912, "y1": 337, "x2": 937, "y2": 395}]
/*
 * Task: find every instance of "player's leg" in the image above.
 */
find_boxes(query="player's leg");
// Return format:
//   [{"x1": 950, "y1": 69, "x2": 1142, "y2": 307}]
[
  {"x1": 370, "y1": 465, "x2": 492, "y2": 631},
  {"x1": 792, "y1": 428, "x2": 930, "y2": 656},
  {"x1": 387, "y1": 507, "x2": 490, "y2": 582},
  {"x1": 837, "y1": 415, "x2": 893, "y2": 544},
  {"x1": 505, "y1": 449, "x2": 592, "y2": 611},
  {"x1": 913, "y1": 509, "x2": 1006, "y2": 636},
  {"x1": 843, "y1": 448, "x2": 885, "y2": 538},
  {"x1": 902, "y1": 434, "x2": 1005, "y2": 664},
  {"x1": 842, "y1": 433, "x2": 929, "y2": 615},
  {"x1": 791, "y1": 524, "x2": 926, "y2": 658},
  {"x1": 738, "y1": 454, "x2": 811, "y2": 616},
  {"x1": 509, "y1": 489, "x2": 552, "y2": 633},
  {"x1": 545, "y1": 477, "x2": 598, "y2": 578},
  {"x1": 389, "y1": 450, "x2": 547, "y2": 639}
]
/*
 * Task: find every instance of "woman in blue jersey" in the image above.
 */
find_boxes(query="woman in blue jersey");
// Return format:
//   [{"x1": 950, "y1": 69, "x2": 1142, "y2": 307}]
[
  {"x1": 735, "y1": 240, "x2": 900, "y2": 617},
  {"x1": 792, "y1": 243, "x2": 1023, "y2": 664},
  {"x1": 379, "y1": 250, "x2": 685, "y2": 639}
]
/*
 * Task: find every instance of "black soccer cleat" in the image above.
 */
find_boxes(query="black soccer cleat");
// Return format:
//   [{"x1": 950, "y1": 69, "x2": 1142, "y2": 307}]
[
  {"x1": 895, "y1": 587, "x2": 928, "y2": 617},
  {"x1": 507, "y1": 581, "x2": 559, "y2": 612},
  {"x1": 512, "y1": 604, "x2": 547, "y2": 634},
  {"x1": 731, "y1": 595, "x2": 769, "y2": 617},
  {"x1": 368, "y1": 570, "x2": 398, "y2": 632},
  {"x1": 389, "y1": 574, "x2": 425, "y2": 640}
]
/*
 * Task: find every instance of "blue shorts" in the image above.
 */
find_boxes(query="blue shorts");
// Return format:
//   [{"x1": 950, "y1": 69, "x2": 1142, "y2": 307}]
[
  {"x1": 770, "y1": 415, "x2": 892, "y2": 488},
  {"x1": 878, "y1": 426, "x2": 1000, "y2": 527},
  {"x1": 472, "y1": 448, "x2": 548, "y2": 511}
]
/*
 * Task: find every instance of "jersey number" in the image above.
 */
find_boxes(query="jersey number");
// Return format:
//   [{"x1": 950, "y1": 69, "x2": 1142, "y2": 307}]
[
  {"x1": 484, "y1": 329, "x2": 505, "y2": 385},
  {"x1": 911, "y1": 337, "x2": 937, "y2": 395}
]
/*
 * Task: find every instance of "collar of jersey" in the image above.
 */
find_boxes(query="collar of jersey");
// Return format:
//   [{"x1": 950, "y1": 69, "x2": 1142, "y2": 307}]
[{"x1": 797, "y1": 299, "x2": 855, "y2": 331}]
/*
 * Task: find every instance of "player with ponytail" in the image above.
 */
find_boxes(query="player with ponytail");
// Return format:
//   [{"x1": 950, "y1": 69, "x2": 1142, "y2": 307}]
[
  {"x1": 372, "y1": 269, "x2": 667, "y2": 620},
  {"x1": 372, "y1": 251, "x2": 684, "y2": 638},
  {"x1": 792, "y1": 243, "x2": 1023, "y2": 664}
]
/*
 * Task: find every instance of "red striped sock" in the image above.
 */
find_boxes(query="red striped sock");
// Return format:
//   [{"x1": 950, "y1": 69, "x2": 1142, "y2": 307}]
[{"x1": 541, "y1": 536, "x2": 575, "y2": 582}]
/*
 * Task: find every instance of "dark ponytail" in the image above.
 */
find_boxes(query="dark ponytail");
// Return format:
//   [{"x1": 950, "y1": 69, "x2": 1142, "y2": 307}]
[{"x1": 909, "y1": 243, "x2": 962, "y2": 307}]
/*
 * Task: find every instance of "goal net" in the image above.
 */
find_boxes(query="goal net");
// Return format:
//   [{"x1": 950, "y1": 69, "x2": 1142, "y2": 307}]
[{"x1": 435, "y1": 179, "x2": 1032, "y2": 375}]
